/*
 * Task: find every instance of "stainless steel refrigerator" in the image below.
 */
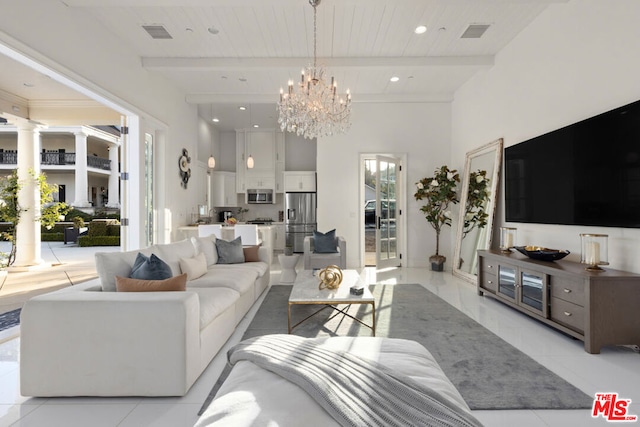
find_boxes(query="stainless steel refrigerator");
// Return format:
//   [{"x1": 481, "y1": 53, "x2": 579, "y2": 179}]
[{"x1": 285, "y1": 192, "x2": 317, "y2": 253}]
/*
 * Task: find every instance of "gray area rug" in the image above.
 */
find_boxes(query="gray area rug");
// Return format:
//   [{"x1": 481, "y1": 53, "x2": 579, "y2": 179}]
[{"x1": 202, "y1": 284, "x2": 592, "y2": 413}]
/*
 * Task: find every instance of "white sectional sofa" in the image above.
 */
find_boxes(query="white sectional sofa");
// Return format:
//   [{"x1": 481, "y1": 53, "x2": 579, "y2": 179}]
[{"x1": 20, "y1": 236, "x2": 270, "y2": 397}]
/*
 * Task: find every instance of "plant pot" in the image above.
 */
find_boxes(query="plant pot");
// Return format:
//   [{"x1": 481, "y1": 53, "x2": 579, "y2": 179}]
[
  {"x1": 429, "y1": 255, "x2": 446, "y2": 272},
  {"x1": 284, "y1": 246, "x2": 294, "y2": 256}
]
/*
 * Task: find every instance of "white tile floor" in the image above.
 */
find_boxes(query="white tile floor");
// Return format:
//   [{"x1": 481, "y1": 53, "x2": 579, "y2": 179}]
[{"x1": 1, "y1": 263, "x2": 639, "y2": 426}]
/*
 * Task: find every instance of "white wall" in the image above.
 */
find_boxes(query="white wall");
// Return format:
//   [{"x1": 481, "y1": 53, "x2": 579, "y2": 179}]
[
  {"x1": 317, "y1": 102, "x2": 451, "y2": 268},
  {"x1": 452, "y1": 0, "x2": 640, "y2": 273},
  {"x1": 0, "y1": 0, "x2": 200, "y2": 245}
]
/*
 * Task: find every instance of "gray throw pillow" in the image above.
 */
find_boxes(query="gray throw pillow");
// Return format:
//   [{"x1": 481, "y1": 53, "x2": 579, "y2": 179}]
[
  {"x1": 129, "y1": 253, "x2": 173, "y2": 280},
  {"x1": 215, "y1": 237, "x2": 245, "y2": 264},
  {"x1": 313, "y1": 229, "x2": 338, "y2": 253}
]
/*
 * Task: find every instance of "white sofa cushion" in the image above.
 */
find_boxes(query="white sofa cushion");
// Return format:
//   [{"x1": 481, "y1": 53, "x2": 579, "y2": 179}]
[
  {"x1": 190, "y1": 287, "x2": 240, "y2": 330},
  {"x1": 155, "y1": 239, "x2": 196, "y2": 276},
  {"x1": 188, "y1": 268, "x2": 258, "y2": 294},
  {"x1": 212, "y1": 262, "x2": 269, "y2": 278},
  {"x1": 191, "y1": 235, "x2": 218, "y2": 267},
  {"x1": 180, "y1": 253, "x2": 208, "y2": 281}
]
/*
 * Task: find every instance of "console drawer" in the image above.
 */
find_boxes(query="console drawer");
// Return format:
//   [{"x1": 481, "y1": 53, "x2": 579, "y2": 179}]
[
  {"x1": 480, "y1": 273, "x2": 497, "y2": 293},
  {"x1": 480, "y1": 257, "x2": 497, "y2": 276},
  {"x1": 551, "y1": 277, "x2": 585, "y2": 307},
  {"x1": 551, "y1": 297, "x2": 585, "y2": 334}
]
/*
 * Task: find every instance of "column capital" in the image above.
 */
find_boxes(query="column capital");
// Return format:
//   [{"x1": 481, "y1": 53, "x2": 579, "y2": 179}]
[{"x1": 12, "y1": 117, "x2": 46, "y2": 132}]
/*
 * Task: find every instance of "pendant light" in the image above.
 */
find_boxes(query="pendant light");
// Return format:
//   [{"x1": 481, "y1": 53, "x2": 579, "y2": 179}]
[
  {"x1": 207, "y1": 155, "x2": 216, "y2": 169},
  {"x1": 247, "y1": 104, "x2": 254, "y2": 168}
]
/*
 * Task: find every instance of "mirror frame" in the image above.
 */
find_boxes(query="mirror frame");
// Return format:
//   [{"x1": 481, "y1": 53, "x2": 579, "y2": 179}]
[{"x1": 453, "y1": 138, "x2": 503, "y2": 284}]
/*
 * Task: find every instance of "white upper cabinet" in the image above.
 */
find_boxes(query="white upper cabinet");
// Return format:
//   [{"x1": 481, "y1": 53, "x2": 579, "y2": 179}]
[
  {"x1": 284, "y1": 171, "x2": 316, "y2": 192},
  {"x1": 246, "y1": 131, "x2": 276, "y2": 173},
  {"x1": 210, "y1": 171, "x2": 237, "y2": 207},
  {"x1": 235, "y1": 129, "x2": 285, "y2": 196}
]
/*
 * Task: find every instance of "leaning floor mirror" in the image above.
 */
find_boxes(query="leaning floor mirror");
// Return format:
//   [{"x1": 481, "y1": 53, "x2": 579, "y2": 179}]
[{"x1": 453, "y1": 138, "x2": 503, "y2": 283}]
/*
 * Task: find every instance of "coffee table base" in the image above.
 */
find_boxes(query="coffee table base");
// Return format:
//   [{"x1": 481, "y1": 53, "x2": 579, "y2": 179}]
[{"x1": 288, "y1": 301, "x2": 376, "y2": 336}]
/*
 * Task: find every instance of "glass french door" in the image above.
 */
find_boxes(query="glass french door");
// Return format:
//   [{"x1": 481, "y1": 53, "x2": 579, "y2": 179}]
[
  {"x1": 375, "y1": 155, "x2": 400, "y2": 269},
  {"x1": 144, "y1": 132, "x2": 155, "y2": 247}
]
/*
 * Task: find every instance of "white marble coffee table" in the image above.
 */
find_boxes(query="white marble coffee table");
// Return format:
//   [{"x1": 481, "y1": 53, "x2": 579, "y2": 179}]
[{"x1": 287, "y1": 269, "x2": 375, "y2": 335}]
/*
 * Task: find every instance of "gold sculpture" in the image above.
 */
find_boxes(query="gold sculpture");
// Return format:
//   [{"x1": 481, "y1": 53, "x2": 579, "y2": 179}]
[{"x1": 318, "y1": 265, "x2": 343, "y2": 290}]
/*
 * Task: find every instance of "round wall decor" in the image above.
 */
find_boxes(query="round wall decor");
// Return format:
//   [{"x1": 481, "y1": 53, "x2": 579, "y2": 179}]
[{"x1": 179, "y1": 148, "x2": 191, "y2": 189}]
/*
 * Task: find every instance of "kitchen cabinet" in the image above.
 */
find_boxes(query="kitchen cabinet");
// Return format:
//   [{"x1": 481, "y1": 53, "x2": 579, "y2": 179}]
[
  {"x1": 284, "y1": 171, "x2": 316, "y2": 192},
  {"x1": 478, "y1": 249, "x2": 640, "y2": 354},
  {"x1": 210, "y1": 171, "x2": 237, "y2": 207},
  {"x1": 235, "y1": 129, "x2": 284, "y2": 194},
  {"x1": 275, "y1": 132, "x2": 285, "y2": 193},
  {"x1": 273, "y1": 223, "x2": 285, "y2": 250},
  {"x1": 235, "y1": 130, "x2": 247, "y2": 192},
  {"x1": 246, "y1": 131, "x2": 275, "y2": 173},
  {"x1": 245, "y1": 176, "x2": 275, "y2": 190}
]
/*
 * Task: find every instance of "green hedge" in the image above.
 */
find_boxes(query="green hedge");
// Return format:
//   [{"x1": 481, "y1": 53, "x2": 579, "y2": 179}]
[
  {"x1": 107, "y1": 224, "x2": 120, "y2": 237},
  {"x1": 78, "y1": 236, "x2": 120, "y2": 247},
  {"x1": 88, "y1": 221, "x2": 108, "y2": 237},
  {"x1": 41, "y1": 233, "x2": 64, "y2": 242}
]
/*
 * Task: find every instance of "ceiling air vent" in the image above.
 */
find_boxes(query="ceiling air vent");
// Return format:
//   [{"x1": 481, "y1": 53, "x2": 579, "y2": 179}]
[
  {"x1": 142, "y1": 25, "x2": 173, "y2": 40},
  {"x1": 460, "y1": 24, "x2": 490, "y2": 39}
]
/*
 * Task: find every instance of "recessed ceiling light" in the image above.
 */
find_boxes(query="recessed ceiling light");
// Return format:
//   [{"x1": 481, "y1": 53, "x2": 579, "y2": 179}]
[
  {"x1": 253, "y1": 124, "x2": 259, "y2": 128},
  {"x1": 415, "y1": 25, "x2": 427, "y2": 34},
  {"x1": 208, "y1": 26, "x2": 219, "y2": 35},
  {"x1": 212, "y1": 118, "x2": 220, "y2": 123},
  {"x1": 23, "y1": 82, "x2": 35, "y2": 87},
  {"x1": 238, "y1": 106, "x2": 247, "y2": 111},
  {"x1": 239, "y1": 77, "x2": 247, "y2": 82},
  {"x1": 390, "y1": 76, "x2": 400, "y2": 83}
]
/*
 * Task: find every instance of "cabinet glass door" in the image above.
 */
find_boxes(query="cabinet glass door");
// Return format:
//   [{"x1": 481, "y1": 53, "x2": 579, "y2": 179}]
[
  {"x1": 519, "y1": 269, "x2": 548, "y2": 317},
  {"x1": 498, "y1": 265, "x2": 517, "y2": 301}
]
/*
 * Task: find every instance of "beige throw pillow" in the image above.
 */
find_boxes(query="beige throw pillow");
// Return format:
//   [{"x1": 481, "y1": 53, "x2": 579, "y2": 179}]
[
  {"x1": 115, "y1": 273, "x2": 187, "y2": 292},
  {"x1": 179, "y1": 252, "x2": 208, "y2": 280}
]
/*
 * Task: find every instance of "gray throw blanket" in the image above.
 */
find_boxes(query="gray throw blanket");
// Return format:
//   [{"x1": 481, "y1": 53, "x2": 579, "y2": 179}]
[{"x1": 228, "y1": 335, "x2": 484, "y2": 427}]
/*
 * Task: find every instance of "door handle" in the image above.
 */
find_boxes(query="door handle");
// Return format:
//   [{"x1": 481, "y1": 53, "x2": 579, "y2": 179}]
[{"x1": 377, "y1": 216, "x2": 381, "y2": 229}]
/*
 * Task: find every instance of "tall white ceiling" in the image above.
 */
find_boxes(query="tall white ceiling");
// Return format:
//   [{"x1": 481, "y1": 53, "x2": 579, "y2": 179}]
[{"x1": 0, "y1": 0, "x2": 567, "y2": 130}]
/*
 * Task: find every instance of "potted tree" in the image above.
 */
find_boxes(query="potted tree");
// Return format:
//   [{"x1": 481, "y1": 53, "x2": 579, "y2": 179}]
[{"x1": 414, "y1": 165, "x2": 460, "y2": 271}]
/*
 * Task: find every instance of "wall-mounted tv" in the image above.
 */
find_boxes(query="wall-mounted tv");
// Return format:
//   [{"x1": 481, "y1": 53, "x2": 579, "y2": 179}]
[{"x1": 505, "y1": 99, "x2": 640, "y2": 228}]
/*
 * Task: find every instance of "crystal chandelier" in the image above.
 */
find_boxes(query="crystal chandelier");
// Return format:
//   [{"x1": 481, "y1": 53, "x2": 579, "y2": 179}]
[{"x1": 277, "y1": 0, "x2": 352, "y2": 140}]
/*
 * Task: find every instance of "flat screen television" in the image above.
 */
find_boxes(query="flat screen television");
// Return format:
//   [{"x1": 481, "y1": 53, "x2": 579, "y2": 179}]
[{"x1": 505, "y1": 99, "x2": 640, "y2": 228}]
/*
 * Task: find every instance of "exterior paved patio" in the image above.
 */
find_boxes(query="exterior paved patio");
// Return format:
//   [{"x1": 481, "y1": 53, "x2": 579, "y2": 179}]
[{"x1": 0, "y1": 241, "x2": 119, "y2": 342}]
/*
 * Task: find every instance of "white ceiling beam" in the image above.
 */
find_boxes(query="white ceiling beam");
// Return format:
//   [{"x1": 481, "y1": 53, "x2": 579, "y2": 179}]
[
  {"x1": 185, "y1": 92, "x2": 453, "y2": 105},
  {"x1": 64, "y1": 0, "x2": 568, "y2": 7},
  {"x1": 143, "y1": 55, "x2": 494, "y2": 71}
]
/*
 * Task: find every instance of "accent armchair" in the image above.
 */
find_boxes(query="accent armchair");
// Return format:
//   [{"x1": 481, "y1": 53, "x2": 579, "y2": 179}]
[{"x1": 303, "y1": 235, "x2": 346, "y2": 270}]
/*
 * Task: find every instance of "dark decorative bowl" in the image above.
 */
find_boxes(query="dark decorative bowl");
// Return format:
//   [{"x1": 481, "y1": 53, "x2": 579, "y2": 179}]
[{"x1": 514, "y1": 246, "x2": 570, "y2": 262}]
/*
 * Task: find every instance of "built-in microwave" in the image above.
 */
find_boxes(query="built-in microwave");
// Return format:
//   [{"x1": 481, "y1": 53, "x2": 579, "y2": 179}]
[{"x1": 247, "y1": 189, "x2": 273, "y2": 204}]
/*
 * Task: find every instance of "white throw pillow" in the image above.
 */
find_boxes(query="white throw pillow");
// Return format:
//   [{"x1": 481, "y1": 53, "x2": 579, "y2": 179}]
[
  {"x1": 179, "y1": 252, "x2": 208, "y2": 281},
  {"x1": 191, "y1": 235, "x2": 218, "y2": 266}
]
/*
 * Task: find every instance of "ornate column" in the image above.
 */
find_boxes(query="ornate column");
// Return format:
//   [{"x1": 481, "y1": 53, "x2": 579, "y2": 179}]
[
  {"x1": 12, "y1": 119, "x2": 45, "y2": 268},
  {"x1": 72, "y1": 131, "x2": 90, "y2": 207},
  {"x1": 106, "y1": 142, "x2": 120, "y2": 208}
]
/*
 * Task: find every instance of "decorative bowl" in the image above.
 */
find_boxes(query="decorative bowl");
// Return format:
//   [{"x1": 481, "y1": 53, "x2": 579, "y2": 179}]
[{"x1": 514, "y1": 246, "x2": 570, "y2": 262}]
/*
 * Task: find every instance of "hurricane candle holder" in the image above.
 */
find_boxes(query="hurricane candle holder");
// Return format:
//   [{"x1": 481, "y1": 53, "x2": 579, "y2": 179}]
[
  {"x1": 580, "y1": 233, "x2": 609, "y2": 271},
  {"x1": 500, "y1": 227, "x2": 517, "y2": 253}
]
